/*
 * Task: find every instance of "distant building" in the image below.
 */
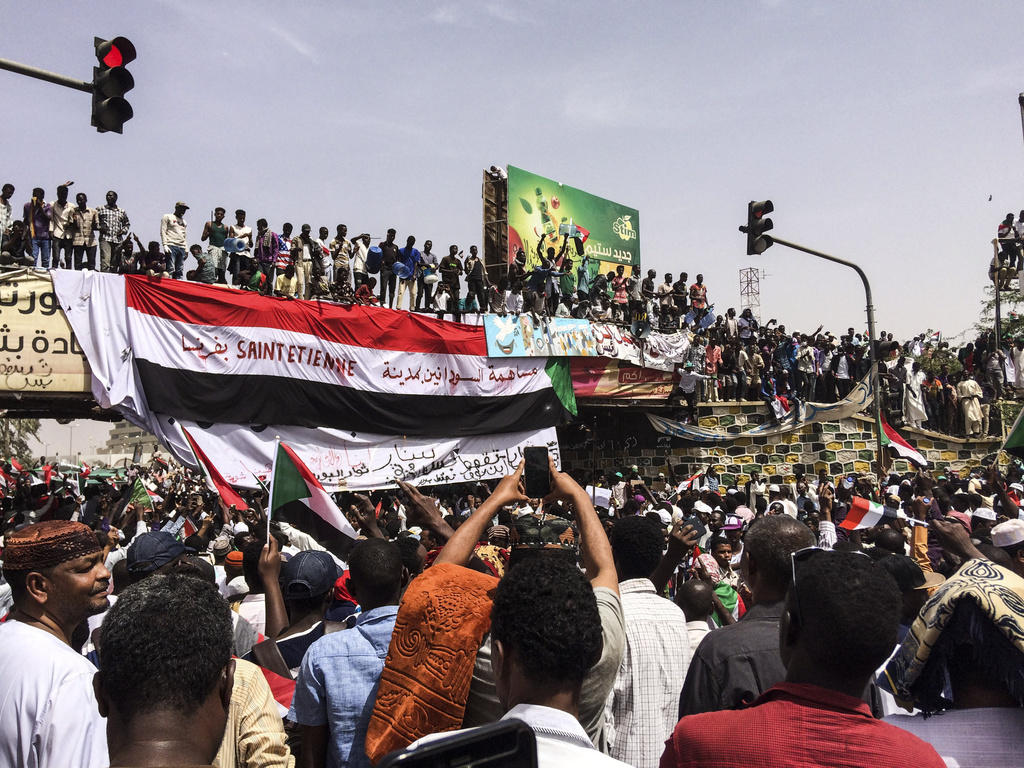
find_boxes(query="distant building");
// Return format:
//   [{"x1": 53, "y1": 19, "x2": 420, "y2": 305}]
[{"x1": 98, "y1": 420, "x2": 161, "y2": 465}]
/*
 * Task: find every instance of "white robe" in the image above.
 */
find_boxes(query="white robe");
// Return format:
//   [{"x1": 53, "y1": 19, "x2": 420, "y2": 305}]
[
  {"x1": 957, "y1": 378, "x2": 984, "y2": 436},
  {"x1": 902, "y1": 368, "x2": 927, "y2": 428},
  {"x1": 1013, "y1": 346, "x2": 1024, "y2": 390}
]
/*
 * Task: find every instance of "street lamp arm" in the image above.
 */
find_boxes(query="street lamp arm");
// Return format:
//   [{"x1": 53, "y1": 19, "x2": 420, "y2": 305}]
[{"x1": 767, "y1": 236, "x2": 884, "y2": 477}]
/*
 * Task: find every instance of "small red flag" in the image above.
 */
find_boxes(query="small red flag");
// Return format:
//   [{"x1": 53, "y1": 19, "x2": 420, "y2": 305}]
[{"x1": 181, "y1": 428, "x2": 249, "y2": 513}]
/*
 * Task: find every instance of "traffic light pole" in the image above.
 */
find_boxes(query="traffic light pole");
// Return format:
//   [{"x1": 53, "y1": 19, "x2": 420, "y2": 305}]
[
  {"x1": 0, "y1": 57, "x2": 92, "y2": 94},
  {"x1": 769, "y1": 236, "x2": 886, "y2": 478}
]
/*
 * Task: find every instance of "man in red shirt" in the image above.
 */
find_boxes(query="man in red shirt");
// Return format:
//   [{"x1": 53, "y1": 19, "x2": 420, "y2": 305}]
[{"x1": 661, "y1": 551, "x2": 945, "y2": 768}]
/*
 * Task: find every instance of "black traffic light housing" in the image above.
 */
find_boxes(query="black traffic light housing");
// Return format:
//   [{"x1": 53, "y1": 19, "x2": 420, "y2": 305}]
[
  {"x1": 741, "y1": 200, "x2": 774, "y2": 255},
  {"x1": 91, "y1": 36, "x2": 136, "y2": 133}
]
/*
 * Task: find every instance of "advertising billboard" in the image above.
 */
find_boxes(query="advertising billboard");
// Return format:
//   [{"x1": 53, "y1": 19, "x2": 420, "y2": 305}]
[{"x1": 506, "y1": 166, "x2": 640, "y2": 280}]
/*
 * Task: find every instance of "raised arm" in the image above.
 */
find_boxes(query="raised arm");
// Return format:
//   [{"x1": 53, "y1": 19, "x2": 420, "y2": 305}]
[
  {"x1": 433, "y1": 463, "x2": 527, "y2": 567},
  {"x1": 546, "y1": 455, "x2": 618, "y2": 592}
]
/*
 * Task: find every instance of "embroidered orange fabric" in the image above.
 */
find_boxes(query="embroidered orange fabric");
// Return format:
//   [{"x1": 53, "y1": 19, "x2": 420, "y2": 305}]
[{"x1": 365, "y1": 562, "x2": 498, "y2": 763}]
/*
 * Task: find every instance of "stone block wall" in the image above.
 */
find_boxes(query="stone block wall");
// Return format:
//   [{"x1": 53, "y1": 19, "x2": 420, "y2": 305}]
[{"x1": 559, "y1": 402, "x2": 1000, "y2": 486}]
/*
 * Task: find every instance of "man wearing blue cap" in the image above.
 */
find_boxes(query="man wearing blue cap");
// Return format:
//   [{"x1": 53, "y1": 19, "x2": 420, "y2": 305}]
[
  {"x1": 126, "y1": 529, "x2": 195, "y2": 582},
  {"x1": 246, "y1": 548, "x2": 341, "y2": 677}
]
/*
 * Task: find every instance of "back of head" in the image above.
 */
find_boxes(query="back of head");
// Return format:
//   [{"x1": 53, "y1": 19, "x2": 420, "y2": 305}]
[
  {"x1": 675, "y1": 579, "x2": 714, "y2": 623},
  {"x1": 609, "y1": 515, "x2": 663, "y2": 582},
  {"x1": 789, "y1": 553, "x2": 900, "y2": 680},
  {"x1": 873, "y1": 527, "x2": 906, "y2": 556},
  {"x1": 490, "y1": 555, "x2": 601, "y2": 689},
  {"x1": 348, "y1": 539, "x2": 403, "y2": 608},
  {"x1": 98, "y1": 573, "x2": 233, "y2": 719},
  {"x1": 744, "y1": 515, "x2": 816, "y2": 595}
]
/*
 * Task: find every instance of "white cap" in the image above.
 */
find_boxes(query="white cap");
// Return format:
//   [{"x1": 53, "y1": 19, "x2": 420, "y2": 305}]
[
  {"x1": 693, "y1": 500, "x2": 713, "y2": 514},
  {"x1": 768, "y1": 484, "x2": 781, "y2": 493},
  {"x1": 1011, "y1": 483, "x2": 1024, "y2": 493},
  {"x1": 991, "y1": 518, "x2": 1024, "y2": 548},
  {"x1": 972, "y1": 507, "x2": 996, "y2": 521}
]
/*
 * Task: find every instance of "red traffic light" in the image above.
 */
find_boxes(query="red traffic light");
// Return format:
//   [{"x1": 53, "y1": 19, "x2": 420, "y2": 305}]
[{"x1": 95, "y1": 37, "x2": 136, "y2": 68}]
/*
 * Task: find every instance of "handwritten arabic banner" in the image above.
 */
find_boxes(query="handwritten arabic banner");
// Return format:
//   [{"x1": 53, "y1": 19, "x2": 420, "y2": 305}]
[
  {"x1": 0, "y1": 271, "x2": 90, "y2": 394},
  {"x1": 507, "y1": 165, "x2": 641, "y2": 275},
  {"x1": 483, "y1": 314, "x2": 689, "y2": 372},
  {"x1": 161, "y1": 419, "x2": 560, "y2": 491}
]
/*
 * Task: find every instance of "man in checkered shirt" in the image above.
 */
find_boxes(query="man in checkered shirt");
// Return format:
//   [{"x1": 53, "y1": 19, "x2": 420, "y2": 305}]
[
  {"x1": 605, "y1": 515, "x2": 691, "y2": 768},
  {"x1": 96, "y1": 189, "x2": 130, "y2": 272}
]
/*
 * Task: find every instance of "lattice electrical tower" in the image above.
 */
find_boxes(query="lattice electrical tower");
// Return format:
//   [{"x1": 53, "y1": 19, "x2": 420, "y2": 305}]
[{"x1": 739, "y1": 267, "x2": 761, "y2": 321}]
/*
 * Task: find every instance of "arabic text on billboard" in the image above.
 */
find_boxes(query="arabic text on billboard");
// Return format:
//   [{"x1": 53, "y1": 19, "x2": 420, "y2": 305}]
[{"x1": 506, "y1": 166, "x2": 640, "y2": 278}]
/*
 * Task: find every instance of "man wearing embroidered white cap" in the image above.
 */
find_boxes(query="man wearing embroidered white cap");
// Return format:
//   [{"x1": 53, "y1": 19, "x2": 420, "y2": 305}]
[{"x1": 991, "y1": 518, "x2": 1024, "y2": 578}]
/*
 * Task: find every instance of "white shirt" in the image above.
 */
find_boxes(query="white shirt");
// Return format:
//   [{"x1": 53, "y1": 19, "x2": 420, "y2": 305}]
[
  {"x1": 0, "y1": 621, "x2": 109, "y2": 768},
  {"x1": 236, "y1": 592, "x2": 267, "y2": 636},
  {"x1": 410, "y1": 703, "x2": 630, "y2": 767},
  {"x1": 886, "y1": 707, "x2": 1024, "y2": 768},
  {"x1": 606, "y1": 578, "x2": 691, "y2": 768},
  {"x1": 686, "y1": 619, "x2": 711, "y2": 652},
  {"x1": 160, "y1": 212, "x2": 187, "y2": 248}
]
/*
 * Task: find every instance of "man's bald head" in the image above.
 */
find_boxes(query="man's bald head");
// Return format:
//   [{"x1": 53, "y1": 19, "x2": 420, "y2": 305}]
[{"x1": 675, "y1": 579, "x2": 714, "y2": 622}]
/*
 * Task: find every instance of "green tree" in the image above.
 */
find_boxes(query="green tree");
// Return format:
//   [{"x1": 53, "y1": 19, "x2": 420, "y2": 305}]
[
  {"x1": 0, "y1": 418, "x2": 41, "y2": 463},
  {"x1": 975, "y1": 284, "x2": 1024, "y2": 342}
]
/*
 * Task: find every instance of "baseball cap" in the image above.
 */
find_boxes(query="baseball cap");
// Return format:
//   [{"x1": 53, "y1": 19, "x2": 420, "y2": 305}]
[
  {"x1": 280, "y1": 550, "x2": 341, "y2": 600},
  {"x1": 127, "y1": 530, "x2": 194, "y2": 574},
  {"x1": 722, "y1": 514, "x2": 744, "y2": 531},
  {"x1": 992, "y1": 518, "x2": 1024, "y2": 548},
  {"x1": 175, "y1": 201, "x2": 189, "y2": 209}
]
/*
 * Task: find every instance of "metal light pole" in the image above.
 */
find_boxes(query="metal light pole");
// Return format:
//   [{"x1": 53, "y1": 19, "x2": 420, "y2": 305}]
[
  {"x1": 768, "y1": 237, "x2": 885, "y2": 476},
  {"x1": 1018, "y1": 92, "x2": 1024, "y2": 147}
]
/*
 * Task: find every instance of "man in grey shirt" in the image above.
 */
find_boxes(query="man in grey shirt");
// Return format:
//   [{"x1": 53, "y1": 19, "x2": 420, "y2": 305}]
[{"x1": 678, "y1": 515, "x2": 814, "y2": 717}]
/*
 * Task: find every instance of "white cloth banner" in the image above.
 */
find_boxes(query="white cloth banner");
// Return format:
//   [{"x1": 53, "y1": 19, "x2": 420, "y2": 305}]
[
  {"x1": 52, "y1": 271, "x2": 559, "y2": 489},
  {"x1": 163, "y1": 420, "x2": 560, "y2": 491}
]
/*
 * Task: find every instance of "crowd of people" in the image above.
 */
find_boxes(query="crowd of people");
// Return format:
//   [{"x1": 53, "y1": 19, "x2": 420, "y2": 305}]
[
  {"x1": 2, "y1": 181, "x2": 1021, "y2": 444},
  {"x1": 1, "y1": 449, "x2": 1022, "y2": 767}
]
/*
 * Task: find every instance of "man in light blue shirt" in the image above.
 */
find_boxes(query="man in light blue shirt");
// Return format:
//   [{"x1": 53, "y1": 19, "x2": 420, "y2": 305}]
[{"x1": 288, "y1": 539, "x2": 408, "y2": 768}]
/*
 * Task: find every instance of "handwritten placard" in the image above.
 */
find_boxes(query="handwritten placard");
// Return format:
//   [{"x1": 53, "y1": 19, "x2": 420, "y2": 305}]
[{"x1": 0, "y1": 272, "x2": 90, "y2": 393}]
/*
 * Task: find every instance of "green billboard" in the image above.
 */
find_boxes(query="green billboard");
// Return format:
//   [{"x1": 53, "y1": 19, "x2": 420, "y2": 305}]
[{"x1": 506, "y1": 166, "x2": 641, "y2": 277}]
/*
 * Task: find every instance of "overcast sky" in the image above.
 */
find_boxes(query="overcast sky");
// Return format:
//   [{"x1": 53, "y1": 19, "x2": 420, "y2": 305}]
[{"x1": 5, "y1": 0, "x2": 1024, "y2": 455}]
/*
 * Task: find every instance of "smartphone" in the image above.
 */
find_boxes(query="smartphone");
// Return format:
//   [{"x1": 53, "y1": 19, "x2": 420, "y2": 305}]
[
  {"x1": 523, "y1": 446, "x2": 551, "y2": 498},
  {"x1": 378, "y1": 719, "x2": 537, "y2": 768},
  {"x1": 681, "y1": 514, "x2": 708, "y2": 541}
]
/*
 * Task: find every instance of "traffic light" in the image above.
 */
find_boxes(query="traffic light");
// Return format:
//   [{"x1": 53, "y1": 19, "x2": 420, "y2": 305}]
[
  {"x1": 742, "y1": 200, "x2": 774, "y2": 255},
  {"x1": 91, "y1": 36, "x2": 135, "y2": 133}
]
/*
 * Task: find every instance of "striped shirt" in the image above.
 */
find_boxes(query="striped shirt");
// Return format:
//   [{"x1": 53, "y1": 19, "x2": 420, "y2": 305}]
[{"x1": 214, "y1": 658, "x2": 294, "y2": 768}]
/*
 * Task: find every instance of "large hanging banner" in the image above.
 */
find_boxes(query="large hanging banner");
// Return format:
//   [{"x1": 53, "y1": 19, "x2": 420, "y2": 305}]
[
  {"x1": 483, "y1": 314, "x2": 689, "y2": 372},
  {"x1": 507, "y1": 165, "x2": 641, "y2": 277},
  {"x1": 648, "y1": 375, "x2": 874, "y2": 443},
  {"x1": 52, "y1": 272, "x2": 568, "y2": 487},
  {"x1": 0, "y1": 270, "x2": 90, "y2": 394},
  {"x1": 571, "y1": 358, "x2": 677, "y2": 400}
]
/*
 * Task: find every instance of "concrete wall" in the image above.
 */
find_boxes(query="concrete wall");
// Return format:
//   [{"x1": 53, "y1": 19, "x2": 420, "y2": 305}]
[{"x1": 559, "y1": 401, "x2": 1001, "y2": 485}]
